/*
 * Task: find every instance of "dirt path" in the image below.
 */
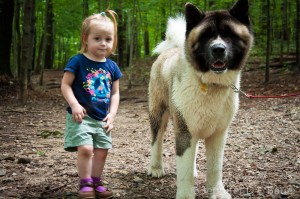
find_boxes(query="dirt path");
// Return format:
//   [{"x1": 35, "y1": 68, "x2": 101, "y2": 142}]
[{"x1": 0, "y1": 69, "x2": 299, "y2": 198}]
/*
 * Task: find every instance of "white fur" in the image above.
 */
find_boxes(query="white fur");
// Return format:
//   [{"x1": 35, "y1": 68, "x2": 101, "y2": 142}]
[
  {"x1": 210, "y1": 36, "x2": 228, "y2": 48},
  {"x1": 176, "y1": 140, "x2": 198, "y2": 199},
  {"x1": 153, "y1": 15, "x2": 186, "y2": 54},
  {"x1": 171, "y1": 61, "x2": 235, "y2": 199},
  {"x1": 148, "y1": 15, "x2": 248, "y2": 199},
  {"x1": 148, "y1": 110, "x2": 169, "y2": 177},
  {"x1": 148, "y1": 141, "x2": 165, "y2": 177}
]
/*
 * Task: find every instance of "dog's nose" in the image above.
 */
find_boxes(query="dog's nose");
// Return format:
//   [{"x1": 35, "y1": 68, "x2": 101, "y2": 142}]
[{"x1": 211, "y1": 44, "x2": 226, "y2": 57}]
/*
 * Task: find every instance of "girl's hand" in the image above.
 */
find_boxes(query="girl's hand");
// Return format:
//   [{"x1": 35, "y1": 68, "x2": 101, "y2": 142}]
[
  {"x1": 102, "y1": 113, "x2": 116, "y2": 132},
  {"x1": 71, "y1": 103, "x2": 86, "y2": 123},
  {"x1": 61, "y1": 72, "x2": 86, "y2": 123}
]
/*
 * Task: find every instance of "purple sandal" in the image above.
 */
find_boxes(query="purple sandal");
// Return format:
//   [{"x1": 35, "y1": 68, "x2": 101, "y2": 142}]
[
  {"x1": 79, "y1": 178, "x2": 95, "y2": 199},
  {"x1": 92, "y1": 177, "x2": 113, "y2": 199}
]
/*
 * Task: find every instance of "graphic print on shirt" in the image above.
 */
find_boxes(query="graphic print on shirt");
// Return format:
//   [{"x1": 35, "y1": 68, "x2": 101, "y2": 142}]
[{"x1": 83, "y1": 68, "x2": 112, "y2": 103}]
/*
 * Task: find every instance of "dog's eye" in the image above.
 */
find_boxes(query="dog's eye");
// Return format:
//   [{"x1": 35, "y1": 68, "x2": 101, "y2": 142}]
[
  {"x1": 221, "y1": 26, "x2": 235, "y2": 38},
  {"x1": 192, "y1": 42, "x2": 199, "y2": 50},
  {"x1": 199, "y1": 27, "x2": 215, "y2": 39},
  {"x1": 224, "y1": 31, "x2": 233, "y2": 37}
]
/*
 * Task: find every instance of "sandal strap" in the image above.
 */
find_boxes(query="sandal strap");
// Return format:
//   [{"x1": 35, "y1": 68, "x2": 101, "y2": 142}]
[
  {"x1": 80, "y1": 181, "x2": 94, "y2": 189},
  {"x1": 94, "y1": 181, "x2": 111, "y2": 192},
  {"x1": 94, "y1": 181, "x2": 104, "y2": 187}
]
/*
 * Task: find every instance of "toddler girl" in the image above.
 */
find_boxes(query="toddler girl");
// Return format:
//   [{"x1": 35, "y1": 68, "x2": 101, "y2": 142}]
[{"x1": 61, "y1": 10, "x2": 122, "y2": 199}]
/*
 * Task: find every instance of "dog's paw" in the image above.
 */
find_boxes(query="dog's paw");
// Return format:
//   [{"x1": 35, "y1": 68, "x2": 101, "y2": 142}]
[
  {"x1": 176, "y1": 188, "x2": 195, "y2": 199},
  {"x1": 207, "y1": 181, "x2": 231, "y2": 199},
  {"x1": 208, "y1": 189, "x2": 231, "y2": 199},
  {"x1": 147, "y1": 166, "x2": 165, "y2": 178}
]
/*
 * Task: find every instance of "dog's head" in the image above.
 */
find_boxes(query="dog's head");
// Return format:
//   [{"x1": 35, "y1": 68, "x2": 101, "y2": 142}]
[{"x1": 185, "y1": 0, "x2": 253, "y2": 74}]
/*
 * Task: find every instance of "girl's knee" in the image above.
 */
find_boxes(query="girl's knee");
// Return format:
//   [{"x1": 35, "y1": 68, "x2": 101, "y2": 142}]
[
  {"x1": 78, "y1": 145, "x2": 93, "y2": 158},
  {"x1": 94, "y1": 148, "x2": 108, "y2": 158}
]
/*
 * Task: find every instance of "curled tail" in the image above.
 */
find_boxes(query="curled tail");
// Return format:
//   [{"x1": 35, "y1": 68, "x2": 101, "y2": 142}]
[{"x1": 153, "y1": 15, "x2": 186, "y2": 55}]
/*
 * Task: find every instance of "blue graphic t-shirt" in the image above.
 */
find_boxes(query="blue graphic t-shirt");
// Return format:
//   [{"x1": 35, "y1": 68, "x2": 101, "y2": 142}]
[{"x1": 64, "y1": 54, "x2": 122, "y2": 120}]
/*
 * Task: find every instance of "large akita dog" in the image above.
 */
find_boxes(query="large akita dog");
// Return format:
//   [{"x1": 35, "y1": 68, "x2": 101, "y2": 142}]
[{"x1": 148, "y1": 0, "x2": 253, "y2": 198}]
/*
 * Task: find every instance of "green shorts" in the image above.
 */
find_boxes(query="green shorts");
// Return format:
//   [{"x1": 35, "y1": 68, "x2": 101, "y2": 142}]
[{"x1": 64, "y1": 113, "x2": 112, "y2": 152}]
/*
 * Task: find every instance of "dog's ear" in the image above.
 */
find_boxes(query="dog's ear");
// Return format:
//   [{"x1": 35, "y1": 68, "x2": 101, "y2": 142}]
[
  {"x1": 185, "y1": 3, "x2": 205, "y2": 38},
  {"x1": 229, "y1": 0, "x2": 250, "y2": 25}
]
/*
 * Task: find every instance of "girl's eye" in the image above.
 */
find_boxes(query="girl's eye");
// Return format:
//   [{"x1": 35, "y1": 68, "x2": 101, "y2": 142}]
[{"x1": 106, "y1": 38, "x2": 112, "y2": 42}]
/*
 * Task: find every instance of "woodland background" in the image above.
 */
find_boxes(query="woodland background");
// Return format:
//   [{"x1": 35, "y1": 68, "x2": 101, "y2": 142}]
[
  {"x1": 0, "y1": 0, "x2": 300, "y2": 103},
  {"x1": 0, "y1": 1, "x2": 299, "y2": 198}
]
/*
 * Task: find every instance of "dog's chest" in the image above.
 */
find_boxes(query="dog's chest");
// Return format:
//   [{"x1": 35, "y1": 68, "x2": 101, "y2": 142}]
[{"x1": 172, "y1": 76, "x2": 237, "y2": 138}]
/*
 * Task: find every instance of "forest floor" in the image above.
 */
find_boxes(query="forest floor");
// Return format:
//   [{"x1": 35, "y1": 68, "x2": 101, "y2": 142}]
[{"x1": 0, "y1": 60, "x2": 299, "y2": 199}]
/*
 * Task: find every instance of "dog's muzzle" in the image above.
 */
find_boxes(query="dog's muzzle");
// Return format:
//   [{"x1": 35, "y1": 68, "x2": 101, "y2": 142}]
[{"x1": 209, "y1": 43, "x2": 228, "y2": 73}]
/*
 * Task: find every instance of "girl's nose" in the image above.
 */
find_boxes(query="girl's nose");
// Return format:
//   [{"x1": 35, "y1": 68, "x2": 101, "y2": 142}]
[{"x1": 99, "y1": 40, "x2": 106, "y2": 45}]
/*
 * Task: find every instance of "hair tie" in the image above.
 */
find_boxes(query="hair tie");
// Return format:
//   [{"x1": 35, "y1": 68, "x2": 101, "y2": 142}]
[{"x1": 100, "y1": 12, "x2": 106, "y2": 16}]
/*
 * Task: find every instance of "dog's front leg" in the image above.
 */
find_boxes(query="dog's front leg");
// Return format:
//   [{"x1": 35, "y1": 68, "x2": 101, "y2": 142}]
[
  {"x1": 148, "y1": 130, "x2": 165, "y2": 177},
  {"x1": 148, "y1": 107, "x2": 169, "y2": 178},
  {"x1": 173, "y1": 113, "x2": 197, "y2": 199},
  {"x1": 205, "y1": 131, "x2": 231, "y2": 199},
  {"x1": 176, "y1": 138, "x2": 198, "y2": 199}
]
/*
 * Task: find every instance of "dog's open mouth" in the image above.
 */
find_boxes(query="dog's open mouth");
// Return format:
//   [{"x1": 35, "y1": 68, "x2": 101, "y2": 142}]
[{"x1": 210, "y1": 60, "x2": 227, "y2": 72}]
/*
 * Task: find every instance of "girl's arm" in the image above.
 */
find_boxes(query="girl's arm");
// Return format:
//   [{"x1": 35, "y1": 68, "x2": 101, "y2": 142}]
[
  {"x1": 61, "y1": 71, "x2": 86, "y2": 123},
  {"x1": 103, "y1": 79, "x2": 120, "y2": 132}
]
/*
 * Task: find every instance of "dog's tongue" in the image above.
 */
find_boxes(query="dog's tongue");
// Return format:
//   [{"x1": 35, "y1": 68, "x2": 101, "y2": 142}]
[{"x1": 212, "y1": 61, "x2": 226, "y2": 68}]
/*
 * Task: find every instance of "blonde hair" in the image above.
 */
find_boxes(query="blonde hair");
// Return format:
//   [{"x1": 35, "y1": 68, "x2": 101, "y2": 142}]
[{"x1": 80, "y1": 10, "x2": 118, "y2": 56}]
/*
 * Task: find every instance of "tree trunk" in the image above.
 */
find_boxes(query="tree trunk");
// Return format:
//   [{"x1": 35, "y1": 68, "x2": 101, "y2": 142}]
[
  {"x1": 116, "y1": 0, "x2": 125, "y2": 67},
  {"x1": 0, "y1": 0, "x2": 15, "y2": 76},
  {"x1": 28, "y1": 13, "x2": 36, "y2": 86},
  {"x1": 36, "y1": 32, "x2": 44, "y2": 74},
  {"x1": 137, "y1": 0, "x2": 149, "y2": 57},
  {"x1": 127, "y1": 0, "x2": 138, "y2": 89},
  {"x1": 280, "y1": 0, "x2": 287, "y2": 65},
  {"x1": 44, "y1": 0, "x2": 54, "y2": 69},
  {"x1": 40, "y1": 0, "x2": 50, "y2": 85},
  {"x1": 265, "y1": 0, "x2": 271, "y2": 83},
  {"x1": 83, "y1": 0, "x2": 89, "y2": 18},
  {"x1": 20, "y1": 0, "x2": 35, "y2": 103},
  {"x1": 13, "y1": 0, "x2": 22, "y2": 78},
  {"x1": 144, "y1": 28, "x2": 150, "y2": 56},
  {"x1": 160, "y1": 7, "x2": 166, "y2": 41},
  {"x1": 296, "y1": 0, "x2": 300, "y2": 70}
]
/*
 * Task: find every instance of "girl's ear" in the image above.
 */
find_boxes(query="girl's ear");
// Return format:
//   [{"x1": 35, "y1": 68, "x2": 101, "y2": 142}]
[
  {"x1": 82, "y1": 34, "x2": 88, "y2": 44},
  {"x1": 82, "y1": 34, "x2": 89, "y2": 52}
]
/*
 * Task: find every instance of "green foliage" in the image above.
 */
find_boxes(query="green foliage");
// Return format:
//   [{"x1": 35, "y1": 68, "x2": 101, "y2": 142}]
[
  {"x1": 38, "y1": 130, "x2": 63, "y2": 138},
  {"x1": 31, "y1": 0, "x2": 298, "y2": 69},
  {"x1": 36, "y1": 151, "x2": 46, "y2": 156}
]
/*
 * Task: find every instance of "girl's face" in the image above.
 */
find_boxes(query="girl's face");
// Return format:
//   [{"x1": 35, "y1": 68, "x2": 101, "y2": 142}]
[{"x1": 84, "y1": 20, "x2": 114, "y2": 61}]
